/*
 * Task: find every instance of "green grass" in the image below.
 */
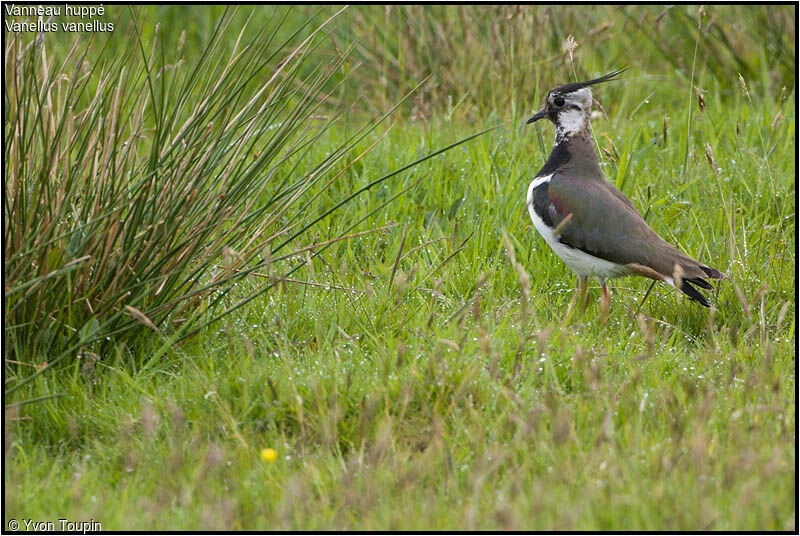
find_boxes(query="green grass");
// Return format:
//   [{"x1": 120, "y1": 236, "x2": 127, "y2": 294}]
[{"x1": 4, "y1": 5, "x2": 796, "y2": 531}]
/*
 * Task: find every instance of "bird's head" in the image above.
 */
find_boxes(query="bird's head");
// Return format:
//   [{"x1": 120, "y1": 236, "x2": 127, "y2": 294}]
[{"x1": 527, "y1": 69, "x2": 625, "y2": 141}]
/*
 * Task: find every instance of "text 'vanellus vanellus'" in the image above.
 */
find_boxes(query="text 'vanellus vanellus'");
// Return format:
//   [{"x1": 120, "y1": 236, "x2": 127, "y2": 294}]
[{"x1": 526, "y1": 70, "x2": 724, "y2": 315}]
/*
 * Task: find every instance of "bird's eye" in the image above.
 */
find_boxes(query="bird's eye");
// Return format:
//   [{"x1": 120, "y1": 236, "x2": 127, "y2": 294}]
[{"x1": 553, "y1": 97, "x2": 565, "y2": 107}]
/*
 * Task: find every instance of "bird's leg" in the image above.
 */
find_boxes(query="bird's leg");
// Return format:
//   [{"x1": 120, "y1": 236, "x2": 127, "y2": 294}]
[
  {"x1": 600, "y1": 282, "x2": 611, "y2": 320},
  {"x1": 581, "y1": 277, "x2": 591, "y2": 310},
  {"x1": 563, "y1": 275, "x2": 587, "y2": 323}
]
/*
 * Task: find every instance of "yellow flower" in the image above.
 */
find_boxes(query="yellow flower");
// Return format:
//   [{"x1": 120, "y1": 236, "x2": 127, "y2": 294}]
[{"x1": 260, "y1": 448, "x2": 278, "y2": 462}]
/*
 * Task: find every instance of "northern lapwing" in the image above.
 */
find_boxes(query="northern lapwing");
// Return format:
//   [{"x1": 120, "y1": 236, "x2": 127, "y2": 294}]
[{"x1": 525, "y1": 70, "x2": 723, "y2": 315}]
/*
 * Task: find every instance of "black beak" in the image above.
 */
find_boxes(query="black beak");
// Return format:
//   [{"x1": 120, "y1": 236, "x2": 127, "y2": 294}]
[{"x1": 526, "y1": 108, "x2": 548, "y2": 124}]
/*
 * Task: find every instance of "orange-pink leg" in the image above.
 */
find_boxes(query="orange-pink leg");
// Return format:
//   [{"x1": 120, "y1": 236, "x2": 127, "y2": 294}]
[
  {"x1": 563, "y1": 275, "x2": 588, "y2": 323},
  {"x1": 578, "y1": 275, "x2": 589, "y2": 311},
  {"x1": 600, "y1": 282, "x2": 611, "y2": 319}
]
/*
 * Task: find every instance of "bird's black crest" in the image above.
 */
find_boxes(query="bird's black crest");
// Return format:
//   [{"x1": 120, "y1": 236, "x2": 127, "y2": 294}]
[{"x1": 554, "y1": 68, "x2": 627, "y2": 95}]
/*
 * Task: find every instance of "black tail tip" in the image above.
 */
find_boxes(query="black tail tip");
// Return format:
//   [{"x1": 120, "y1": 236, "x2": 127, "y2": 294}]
[
  {"x1": 700, "y1": 265, "x2": 725, "y2": 279},
  {"x1": 680, "y1": 279, "x2": 712, "y2": 307}
]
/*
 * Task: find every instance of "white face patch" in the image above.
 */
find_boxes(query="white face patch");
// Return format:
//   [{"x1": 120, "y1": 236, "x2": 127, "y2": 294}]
[
  {"x1": 565, "y1": 87, "x2": 592, "y2": 107},
  {"x1": 551, "y1": 87, "x2": 592, "y2": 143},
  {"x1": 556, "y1": 108, "x2": 586, "y2": 138}
]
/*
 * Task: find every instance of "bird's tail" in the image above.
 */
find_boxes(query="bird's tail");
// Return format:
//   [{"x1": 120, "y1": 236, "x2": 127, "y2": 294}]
[
  {"x1": 677, "y1": 264, "x2": 724, "y2": 308},
  {"x1": 626, "y1": 258, "x2": 725, "y2": 308}
]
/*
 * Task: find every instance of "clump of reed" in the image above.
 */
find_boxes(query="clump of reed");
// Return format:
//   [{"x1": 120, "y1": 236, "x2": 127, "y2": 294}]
[{"x1": 3, "y1": 7, "x2": 389, "y2": 397}]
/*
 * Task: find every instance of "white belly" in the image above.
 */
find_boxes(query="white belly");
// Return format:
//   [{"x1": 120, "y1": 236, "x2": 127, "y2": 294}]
[{"x1": 526, "y1": 175, "x2": 630, "y2": 282}]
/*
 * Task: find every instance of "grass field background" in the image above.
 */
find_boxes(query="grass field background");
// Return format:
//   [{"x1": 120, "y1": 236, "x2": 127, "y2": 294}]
[{"x1": 4, "y1": 5, "x2": 796, "y2": 530}]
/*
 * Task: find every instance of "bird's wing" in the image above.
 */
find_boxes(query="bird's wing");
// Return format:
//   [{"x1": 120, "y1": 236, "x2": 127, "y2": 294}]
[
  {"x1": 604, "y1": 180, "x2": 641, "y2": 215},
  {"x1": 541, "y1": 173, "x2": 698, "y2": 277}
]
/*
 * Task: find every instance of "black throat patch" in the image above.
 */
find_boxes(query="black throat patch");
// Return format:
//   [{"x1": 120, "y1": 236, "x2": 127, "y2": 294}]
[{"x1": 535, "y1": 143, "x2": 571, "y2": 177}]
